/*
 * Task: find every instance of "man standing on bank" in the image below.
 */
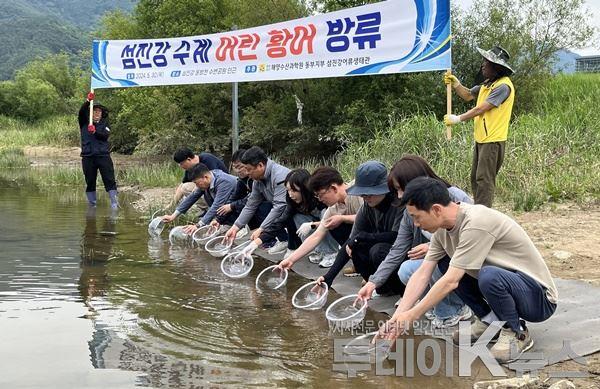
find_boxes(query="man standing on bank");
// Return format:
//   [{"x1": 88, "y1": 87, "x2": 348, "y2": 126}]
[
  {"x1": 444, "y1": 46, "x2": 515, "y2": 207},
  {"x1": 78, "y1": 92, "x2": 118, "y2": 209}
]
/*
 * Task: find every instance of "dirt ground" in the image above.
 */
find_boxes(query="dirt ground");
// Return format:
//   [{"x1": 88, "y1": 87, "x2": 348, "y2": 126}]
[{"x1": 21, "y1": 146, "x2": 600, "y2": 387}]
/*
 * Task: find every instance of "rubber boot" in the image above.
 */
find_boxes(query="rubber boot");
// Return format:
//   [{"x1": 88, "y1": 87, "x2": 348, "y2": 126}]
[
  {"x1": 108, "y1": 190, "x2": 119, "y2": 209},
  {"x1": 86, "y1": 191, "x2": 97, "y2": 206}
]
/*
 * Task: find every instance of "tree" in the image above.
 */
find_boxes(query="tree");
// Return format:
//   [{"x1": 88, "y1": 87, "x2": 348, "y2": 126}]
[{"x1": 450, "y1": 0, "x2": 595, "y2": 111}]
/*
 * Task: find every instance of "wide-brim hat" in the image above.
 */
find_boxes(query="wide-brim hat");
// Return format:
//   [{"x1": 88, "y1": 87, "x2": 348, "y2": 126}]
[
  {"x1": 477, "y1": 45, "x2": 514, "y2": 75},
  {"x1": 347, "y1": 161, "x2": 390, "y2": 196}
]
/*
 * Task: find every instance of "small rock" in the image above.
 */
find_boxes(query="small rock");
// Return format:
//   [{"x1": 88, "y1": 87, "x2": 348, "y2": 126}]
[
  {"x1": 547, "y1": 379, "x2": 576, "y2": 389},
  {"x1": 553, "y1": 251, "x2": 572, "y2": 260},
  {"x1": 473, "y1": 375, "x2": 542, "y2": 389}
]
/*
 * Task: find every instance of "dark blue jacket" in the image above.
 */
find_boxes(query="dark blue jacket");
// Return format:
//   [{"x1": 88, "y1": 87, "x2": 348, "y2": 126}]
[{"x1": 78, "y1": 101, "x2": 111, "y2": 157}]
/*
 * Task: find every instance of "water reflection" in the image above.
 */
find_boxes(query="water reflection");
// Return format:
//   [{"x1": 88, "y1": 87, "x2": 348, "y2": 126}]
[{"x1": 0, "y1": 185, "x2": 485, "y2": 388}]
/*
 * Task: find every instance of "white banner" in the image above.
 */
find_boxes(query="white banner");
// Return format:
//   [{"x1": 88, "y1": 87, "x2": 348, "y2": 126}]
[{"x1": 91, "y1": 0, "x2": 451, "y2": 88}]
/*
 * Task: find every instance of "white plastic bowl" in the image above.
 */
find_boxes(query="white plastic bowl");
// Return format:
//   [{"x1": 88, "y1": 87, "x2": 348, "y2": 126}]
[
  {"x1": 221, "y1": 252, "x2": 254, "y2": 278},
  {"x1": 343, "y1": 331, "x2": 392, "y2": 361},
  {"x1": 148, "y1": 217, "x2": 165, "y2": 237},
  {"x1": 255, "y1": 265, "x2": 288, "y2": 290},
  {"x1": 192, "y1": 225, "x2": 219, "y2": 245},
  {"x1": 325, "y1": 294, "x2": 368, "y2": 331},
  {"x1": 292, "y1": 281, "x2": 329, "y2": 310},
  {"x1": 169, "y1": 226, "x2": 191, "y2": 246},
  {"x1": 204, "y1": 235, "x2": 233, "y2": 257}
]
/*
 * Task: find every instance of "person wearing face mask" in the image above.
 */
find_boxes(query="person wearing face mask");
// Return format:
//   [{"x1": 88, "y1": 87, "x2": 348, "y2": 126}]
[
  {"x1": 444, "y1": 46, "x2": 515, "y2": 208},
  {"x1": 315, "y1": 161, "x2": 405, "y2": 296},
  {"x1": 78, "y1": 92, "x2": 118, "y2": 208}
]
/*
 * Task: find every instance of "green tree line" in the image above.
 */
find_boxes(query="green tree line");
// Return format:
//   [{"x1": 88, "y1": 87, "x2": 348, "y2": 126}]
[{"x1": 0, "y1": 0, "x2": 595, "y2": 162}]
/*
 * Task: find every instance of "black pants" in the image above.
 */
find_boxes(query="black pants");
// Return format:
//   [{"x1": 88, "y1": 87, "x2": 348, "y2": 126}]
[
  {"x1": 353, "y1": 242, "x2": 405, "y2": 295},
  {"x1": 82, "y1": 156, "x2": 117, "y2": 193}
]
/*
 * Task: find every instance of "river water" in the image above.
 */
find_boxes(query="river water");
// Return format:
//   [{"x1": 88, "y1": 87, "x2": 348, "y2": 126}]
[{"x1": 0, "y1": 183, "x2": 481, "y2": 388}]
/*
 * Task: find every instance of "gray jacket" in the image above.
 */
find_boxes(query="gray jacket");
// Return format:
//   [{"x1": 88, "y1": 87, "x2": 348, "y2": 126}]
[
  {"x1": 234, "y1": 159, "x2": 290, "y2": 230},
  {"x1": 368, "y1": 186, "x2": 473, "y2": 287}
]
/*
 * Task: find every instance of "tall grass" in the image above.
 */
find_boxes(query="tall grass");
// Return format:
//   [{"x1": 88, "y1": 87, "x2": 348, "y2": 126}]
[
  {"x1": 0, "y1": 148, "x2": 30, "y2": 168},
  {"x1": 336, "y1": 73, "x2": 600, "y2": 211},
  {"x1": 0, "y1": 115, "x2": 79, "y2": 149}
]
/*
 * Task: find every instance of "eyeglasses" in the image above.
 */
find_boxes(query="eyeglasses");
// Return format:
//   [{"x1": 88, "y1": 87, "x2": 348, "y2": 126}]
[{"x1": 314, "y1": 187, "x2": 332, "y2": 200}]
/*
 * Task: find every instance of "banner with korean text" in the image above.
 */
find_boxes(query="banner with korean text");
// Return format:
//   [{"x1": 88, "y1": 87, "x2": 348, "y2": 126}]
[{"x1": 91, "y1": 0, "x2": 450, "y2": 89}]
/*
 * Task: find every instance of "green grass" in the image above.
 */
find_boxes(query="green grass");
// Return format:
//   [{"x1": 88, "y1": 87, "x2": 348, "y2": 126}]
[
  {"x1": 0, "y1": 115, "x2": 79, "y2": 149},
  {"x1": 0, "y1": 163, "x2": 181, "y2": 189},
  {"x1": 0, "y1": 148, "x2": 30, "y2": 168}
]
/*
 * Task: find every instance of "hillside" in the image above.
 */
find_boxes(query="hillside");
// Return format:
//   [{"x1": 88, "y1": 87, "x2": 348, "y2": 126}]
[
  {"x1": 0, "y1": 0, "x2": 135, "y2": 80},
  {"x1": 19, "y1": 0, "x2": 136, "y2": 29}
]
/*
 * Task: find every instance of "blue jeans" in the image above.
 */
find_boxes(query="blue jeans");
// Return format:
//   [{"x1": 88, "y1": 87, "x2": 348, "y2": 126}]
[
  {"x1": 292, "y1": 213, "x2": 338, "y2": 255},
  {"x1": 437, "y1": 256, "x2": 557, "y2": 332},
  {"x1": 398, "y1": 258, "x2": 466, "y2": 319}
]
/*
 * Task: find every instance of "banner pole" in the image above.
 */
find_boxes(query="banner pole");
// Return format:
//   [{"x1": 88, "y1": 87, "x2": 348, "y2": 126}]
[
  {"x1": 232, "y1": 82, "x2": 239, "y2": 153},
  {"x1": 445, "y1": 70, "x2": 452, "y2": 140},
  {"x1": 88, "y1": 88, "x2": 94, "y2": 127},
  {"x1": 231, "y1": 25, "x2": 239, "y2": 154}
]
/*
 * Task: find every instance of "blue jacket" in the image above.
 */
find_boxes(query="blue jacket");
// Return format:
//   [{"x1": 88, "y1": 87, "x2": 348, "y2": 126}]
[
  {"x1": 78, "y1": 101, "x2": 111, "y2": 157},
  {"x1": 176, "y1": 169, "x2": 238, "y2": 225}
]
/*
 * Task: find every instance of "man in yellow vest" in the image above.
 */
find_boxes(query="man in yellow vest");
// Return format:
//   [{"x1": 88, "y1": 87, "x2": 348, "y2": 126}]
[{"x1": 444, "y1": 46, "x2": 515, "y2": 208}]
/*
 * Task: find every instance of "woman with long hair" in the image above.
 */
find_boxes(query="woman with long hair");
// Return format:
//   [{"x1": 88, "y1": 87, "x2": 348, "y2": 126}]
[{"x1": 281, "y1": 169, "x2": 339, "y2": 262}]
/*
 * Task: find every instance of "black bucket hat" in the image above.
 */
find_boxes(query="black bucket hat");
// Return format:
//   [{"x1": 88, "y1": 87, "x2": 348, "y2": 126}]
[{"x1": 347, "y1": 161, "x2": 390, "y2": 196}]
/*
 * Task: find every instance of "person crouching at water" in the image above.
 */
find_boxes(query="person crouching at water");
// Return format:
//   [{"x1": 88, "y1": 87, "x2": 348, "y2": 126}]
[
  {"x1": 316, "y1": 161, "x2": 405, "y2": 296},
  {"x1": 160, "y1": 163, "x2": 238, "y2": 234},
  {"x1": 224, "y1": 146, "x2": 290, "y2": 256},
  {"x1": 78, "y1": 92, "x2": 118, "y2": 208},
  {"x1": 277, "y1": 166, "x2": 363, "y2": 270},
  {"x1": 261, "y1": 169, "x2": 339, "y2": 261},
  {"x1": 376, "y1": 177, "x2": 557, "y2": 363}
]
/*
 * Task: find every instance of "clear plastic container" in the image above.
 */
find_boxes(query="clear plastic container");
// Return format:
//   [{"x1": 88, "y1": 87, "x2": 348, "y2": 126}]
[
  {"x1": 221, "y1": 252, "x2": 254, "y2": 278},
  {"x1": 325, "y1": 294, "x2": 368, "y2": 331},
  {"x1": 169, "y1": 226, "x2": 192, "y2": 246},
  {"x1": 255, "y1": 265, "x2": 288, "y2": 290},
  {"x1": 343, "y1": 331, "x2": 392, "y2": 362},
  {"x1": 292, "y1": 281, "x2": 329, "y2": 310},
  {"x1": 148, "y1": 217, "x2": 165, "y2": 237},
  {"x1": 192, "y1": 225, "x2": 219, "y2": 245},
  {"x1": 204, "y1": 235, "x2": 233, "y2": 257}
]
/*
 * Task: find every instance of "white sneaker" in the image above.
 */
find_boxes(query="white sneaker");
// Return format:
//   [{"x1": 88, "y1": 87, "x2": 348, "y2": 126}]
[
  {"x1": 424, "y1": 309, "x2": 436, "y2": 321},
  {"x1": 284, "y1": 249, "x2": 295, "y2": 260},
  {"x1": 318, "y1": 253, "x2": 336, "y2": 268},
  {"x1": 267, "y1": 239, "x2": 288, "y2": 255},
  {"x1": 308, "y1": 251, "x2": 323, "y2": 264},
  {"x1": 432, "y1": 305, "x2": 473, "y2": 329},
  {"x1": 235, "y1": 225, "x2": 250, "y2": 239}
]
